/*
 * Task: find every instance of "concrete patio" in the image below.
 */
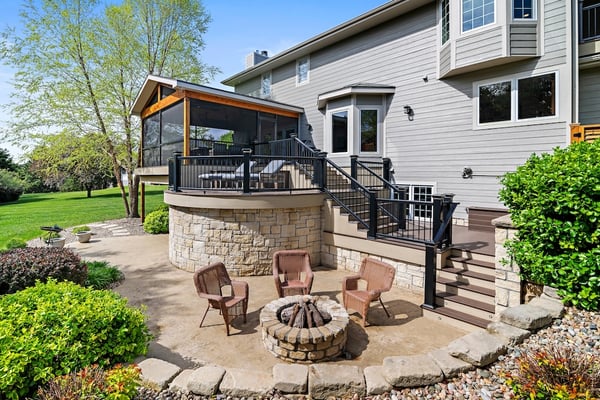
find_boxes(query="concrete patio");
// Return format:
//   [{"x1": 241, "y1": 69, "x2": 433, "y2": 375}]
[{"x1": 68, "y1": 234, "x2": 469, "y2": 374}]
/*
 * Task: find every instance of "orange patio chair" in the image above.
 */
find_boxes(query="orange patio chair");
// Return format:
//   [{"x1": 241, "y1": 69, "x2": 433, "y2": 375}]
[
  {"x1": 342, "y1": 258, "x2": 395, "y2": 326},
  {"x1": 272, "y1": 250, "x2": 314, "y2": 297},
  {"x1": 193, "y1": 262, "x2": 249, "y2": 336}
]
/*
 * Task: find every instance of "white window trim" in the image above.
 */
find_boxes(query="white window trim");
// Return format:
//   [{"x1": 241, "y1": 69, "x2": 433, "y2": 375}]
[
  {"x1": 392, "y1": 182, "x2": 437, "y2": 222},
  {"x1": 296, "y1": 56, "x2": 310, "y2": 86},
  {"x1": 261, "y1": 72, "x2": 272, "y2": 97},
  {"x1": 473, "y1": 70, "x2": 559, "y2": 129},
  {"x1": 357, "y1": 105, "x2": 383, "y2": 156},
  {"x1": 461, "y1": 0, "x2": 496, "y2": 35},
  {"x1": 325, "y1": 106, "x2": 352, "y2": 155},
  {"x1": 512, "y1": 0, "x2": 537, "y2": 21}
]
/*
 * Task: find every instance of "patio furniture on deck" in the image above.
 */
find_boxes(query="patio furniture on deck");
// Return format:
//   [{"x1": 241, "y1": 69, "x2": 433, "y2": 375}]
[
  {"x1": 193, "y1": 262, "x2": 249, "y2": 336},
  {"x1": 198, "y1": 159, "x2": 288, "y2": 189},
  {"x1": 342, "y1": 258, "x2": 395, "y2": 326},
  {"x1": 273, "y1": 250, "x2": 314, "y2": 297}
]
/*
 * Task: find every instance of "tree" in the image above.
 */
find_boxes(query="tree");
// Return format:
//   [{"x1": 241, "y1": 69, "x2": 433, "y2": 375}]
[
  {"x1": 0, "y1": 148, "x2": 16, "y2": 171},
  {"x1": 29, "y1": 131, "x2": 113, "y2": 197},
  {"x1": 1, "y1": 0, "x2": 217, "y2": 217}
]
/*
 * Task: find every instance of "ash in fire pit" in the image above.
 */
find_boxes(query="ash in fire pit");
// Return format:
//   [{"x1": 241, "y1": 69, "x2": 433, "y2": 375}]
[{"x1": 278, "y1": 296, "x2": 332, "y2": 328}]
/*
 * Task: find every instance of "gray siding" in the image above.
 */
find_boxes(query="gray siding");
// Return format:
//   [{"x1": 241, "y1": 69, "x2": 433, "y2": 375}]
[
  {"x1": 233, "y1": 0, "x2": 569, "y2": 220},
  {"x1": 510, "y1": 24, "x2": 538, "y2": 55},
  {"x1": 536, "y1": 0, "x2": 567, "y2": 70},
  {"x1": 455, "y1": 26, "x2": 503, "y2": 67},
  {"x1": 439, "y1": 44, "x2": 451, "y2": 76},
  {"x1": 580, "y1": 68, "x2": 600, "y2": 124}
]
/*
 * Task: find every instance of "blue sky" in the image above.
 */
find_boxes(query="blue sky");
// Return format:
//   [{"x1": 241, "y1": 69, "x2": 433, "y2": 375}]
[{"x1": 0, "y1": 0, "x2": 387, "y2": 159}]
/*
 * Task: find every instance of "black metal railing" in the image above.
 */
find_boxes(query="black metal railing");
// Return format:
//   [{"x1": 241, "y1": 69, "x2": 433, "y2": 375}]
[{"x1": 581, "y1": 1, "x2": 600, "y2": 42}]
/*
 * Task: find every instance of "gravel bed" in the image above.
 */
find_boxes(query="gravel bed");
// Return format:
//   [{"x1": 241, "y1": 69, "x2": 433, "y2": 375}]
[{"x1": 134, "y1": 307, "x2": 599, "y2": 400}]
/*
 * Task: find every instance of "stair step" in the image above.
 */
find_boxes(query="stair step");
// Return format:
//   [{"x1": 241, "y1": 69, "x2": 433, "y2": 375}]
[
  {"x1": 422, "y1": 305, "x2": 490, "y2": 329},
  {"x1": 437, "y1": 276, "x2": 495, "y2": 297},
  {"x1": 446, "y1": 255, "x2": 495, "y2": 270},
  {"x1": 436, "y1": 292, "x2": 495, "y2": 313},
  {"x1": 440, "y1": 267, "x2": 495, "y2": 282}
]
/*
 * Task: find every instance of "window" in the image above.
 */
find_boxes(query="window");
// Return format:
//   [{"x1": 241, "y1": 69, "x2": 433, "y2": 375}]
[
  {"x1": 441, "y1": 0, "x2": 450, "y2": 44},
  {"x1": 261, "y1": 72, "x2": 271, "y2": 97},
  {"x1": 477, "y1": 72, "x2": 556, "y2": 125},
  {"x1": 479, "y1": 81, "x2": 511, "y2": 123},
  {"x1": 513, "y1": 0, "x2": 535, "y2": 19},
  {"x1": 360, "y1": 109, "x2": 378, "y2": 152},
  {"x1": 393, "y1": 184, "x2": 434, "y2": 221},
  {"x1": 462, "y1": 0, "x2": 495, "y2": 32},
  {"x1": 296, "y1": 56, "x2": 309, "y2": 85},
  {"x1": 518, "y1": 73, "x2": 556, "y2": 119},
  {"x1": 331, "y1": 111, "x2": 348, "y2": 153},
  {"x1": 581, "y1": 0, "x2": 600, "y2": 42}
]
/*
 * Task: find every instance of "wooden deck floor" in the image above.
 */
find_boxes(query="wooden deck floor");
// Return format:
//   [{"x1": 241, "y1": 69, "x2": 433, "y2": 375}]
[{"x1": 452, "y1": 225, "x2": 495, "y2": 256}]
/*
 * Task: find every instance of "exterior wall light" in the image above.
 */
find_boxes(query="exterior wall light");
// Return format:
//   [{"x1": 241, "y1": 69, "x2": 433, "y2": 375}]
[{"x1": 403, "y1": 105, "x2": 414, "y2": 121}]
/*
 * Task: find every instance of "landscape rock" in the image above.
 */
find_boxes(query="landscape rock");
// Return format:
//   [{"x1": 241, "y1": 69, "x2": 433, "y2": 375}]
[
  {"x1": 309, "y1": 364, "x2": 365, "y2": 399},
  {"x1": 486, "y1": 321, "x2": 531, "y2": 345},
  {"x1": 382, "y1": 354, "x2": 443, "y2": 387},
  {"x1": 168, "y1": 369, "x2": 193, "y2": 392},
  {"x1": 529, "y1": 295, "x2": 565, "y2": 319},
  {"x1": 219, "y1": 368, "x2": 273, "y2": 397},
  {"x1": 272, "y1": 363, "x2": 307, "y2": 393},
  {"x1": 187, "y1": 365, "x2": 226, "y2": 396},
  {"x1": 500, "y1": 303, "x2": 553, "y2": 330},
  {"x1": 427, "y1": 348, "x2": 474, "y2": 378},
  {"x1": 447, "y1": 331, "x2": 507, "y2": 367},
  {"x1": 137, "y1": 358, "x2": 182, "y2": 390},
  {"x1": 363, "y1": 365, "x2": 392, "y2": 395}
]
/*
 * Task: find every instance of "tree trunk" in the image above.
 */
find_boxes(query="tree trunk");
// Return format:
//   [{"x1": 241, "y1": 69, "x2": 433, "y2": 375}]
[{"x1": 86, "y1": 186, "x2": 92, "y2": 198}]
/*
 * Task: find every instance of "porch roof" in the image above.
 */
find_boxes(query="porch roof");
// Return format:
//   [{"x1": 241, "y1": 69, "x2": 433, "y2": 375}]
[{"x1": 131, "y1": 75, "x2": 304, "y2": 116}]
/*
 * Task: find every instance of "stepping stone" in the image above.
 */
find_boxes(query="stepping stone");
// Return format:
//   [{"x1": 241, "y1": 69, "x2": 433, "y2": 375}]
[
  {"x1": 112, "y1": 232, "x2": 131, "y2": 236},
  {"x1": 103, "y1": 224, "x2": 119, "y2": 229},
  {"x1": 219, "y1": 368, "x2": 273, "y2": 397},
  {"x1": 187, "y1": 365, "x2": 226, "y2": 396},
  {"x1": 309, "y1": 364, "x2": 365, "y2": 399},
  {"x1": 447, "y1": 331, "x2": 507, "y2": 367},
  {"x1": 169, "y1": 369, "x2": 193, "y2": 392},
  {"x1": 487, "y1": 321, "x2": 531, "y2": 345},
  {"x1": 382, "y1": 354, "x2": 443, "y2": 387},
  {"x1": 427, "y1": 348, "x2": 474, "y2": 378},
  {"x1": 138, "y1": 358, "x2": 181, "y2": 390},
  {"x1": 499, "y1": 303, "x2": 553, "y2": 330},
  {"x1": 273, "y1": 364, "x2": 307, "y2": 394},
  {"x1": 364, "y1": 365, "x2": 392, "y2": 395},
  {"x1": 529, "y1": 296, "x2": 564, "y2": 319}
]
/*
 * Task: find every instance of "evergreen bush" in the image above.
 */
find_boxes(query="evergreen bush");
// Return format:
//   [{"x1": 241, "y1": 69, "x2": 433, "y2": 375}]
[
  {"x1": 143, "y1": 204, "x2": 169, "y2": 234},
  {"x1": 0, "y1": 280, "x2": 150, "y2": 399},
  {"x1": 0, "y1": 169, "x2": 25, "y2": 203},
  {"x1": 499, "y1": 141, "x2": 600, "y2": 310}
]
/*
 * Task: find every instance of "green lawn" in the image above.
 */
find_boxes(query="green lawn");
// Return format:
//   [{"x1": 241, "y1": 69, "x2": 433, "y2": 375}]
[{"x1": 0, "y1": 186, "x2": 167, "y2": 249}]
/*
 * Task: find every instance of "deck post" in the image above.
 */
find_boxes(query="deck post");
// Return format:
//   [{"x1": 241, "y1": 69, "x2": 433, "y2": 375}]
[
  {"x1": 383, "y1": 158, "x2": 391, "y2": 181},
  {"x1": 171, "y1": 152, "x2": 182, "y2": 192},
  {"x1": 432, "y1": 195, "x2": 443, "y2": 243},
  {"x1": 242, "y1": 148, "x2": 252, "y2": 193},
  {"x1": 442, "y1": 193, "x2": 455, "y2": 247},
  {"x1": 350, "y1": 155, "x2": 358, "y2": 189},
  {"x1": 368, "y1": 190, "x2": 378, "y2": 238},
  {"x1": 315, "y1": 151, "x2": 327, "y2": 188},
  {"x1": 422, "y1": 242, "x2": 437, "y2": 309}
]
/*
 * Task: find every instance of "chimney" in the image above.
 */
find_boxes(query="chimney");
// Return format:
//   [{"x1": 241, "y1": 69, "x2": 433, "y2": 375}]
[{"x1": 245, "y1": 50, "x2": 269, "y2": 69}]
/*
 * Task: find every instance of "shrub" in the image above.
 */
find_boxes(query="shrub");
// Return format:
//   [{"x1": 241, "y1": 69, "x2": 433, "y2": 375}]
[
  {"x1": 72, "y1": 225, "x2": 91, "y2": 234},
  {"x1": 0, "y1": 247, "x2": 87, "y2": 295},
  {"x1": 505, "y1": 343, "x2": 600, "y2": 399},
  {"x1": 0, "y1": 280, "x2": 151, "y2": 399},
  {"x1": 499, "y1": 141, "x2": 600, "y2": 310},
  {"x1": 143, "y1": 204, "x2": 169, "y2": 234},
  {"x1": 85, "y1": 260, "x2": 124, "y2": 290},
  {"x1": 4, "y1": 238, "x2": 27, "y2": 250},
  {"x1": 36, "y1": 363, "x2": 141, "y2": 400},
  {"x1": 0, "y1": 168, "x2": 24, "y2": 203}
]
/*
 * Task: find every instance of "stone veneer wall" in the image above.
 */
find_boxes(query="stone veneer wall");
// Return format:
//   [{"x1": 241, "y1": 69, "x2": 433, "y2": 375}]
[
  {"x1": 493, "y1": 214, "x2": 521, "y2": 314},
  {"x1": 169, "y1": 205, "x2": 321, "y2": 276},
  {"x1": 320, "y1": 245, "x2": 424, "y2": 294}
]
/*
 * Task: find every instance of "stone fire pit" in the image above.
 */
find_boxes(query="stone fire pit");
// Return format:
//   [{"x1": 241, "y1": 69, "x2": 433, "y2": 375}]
[{"x1": 259, "y1": 295, "x2": 349, "y2": 363}]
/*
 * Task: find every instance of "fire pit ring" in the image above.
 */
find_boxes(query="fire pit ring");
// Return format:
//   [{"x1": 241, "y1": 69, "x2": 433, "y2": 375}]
[{"x1": 259, "y1": 295, "x2": 349, "y2": 363}]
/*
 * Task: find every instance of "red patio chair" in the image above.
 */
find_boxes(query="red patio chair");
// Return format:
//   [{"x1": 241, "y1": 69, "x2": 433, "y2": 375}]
[{"x1": 272, "y1": 250, "x2": 314, "y2": 297}]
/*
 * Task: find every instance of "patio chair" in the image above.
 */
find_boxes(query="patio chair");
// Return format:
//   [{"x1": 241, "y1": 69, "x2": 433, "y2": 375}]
[
  {"x1": 342, "y1": 258, "x2": 395, "y2": 326},
  {"x1": 273, "y1": 250, "x2": 314, "y2": 297},
  {"x1": 193, "y1": 262, "x2": 249, "y2": 336},
  {"x1": 198, "y1": 160, "x2": 256, "y2": 187}
]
